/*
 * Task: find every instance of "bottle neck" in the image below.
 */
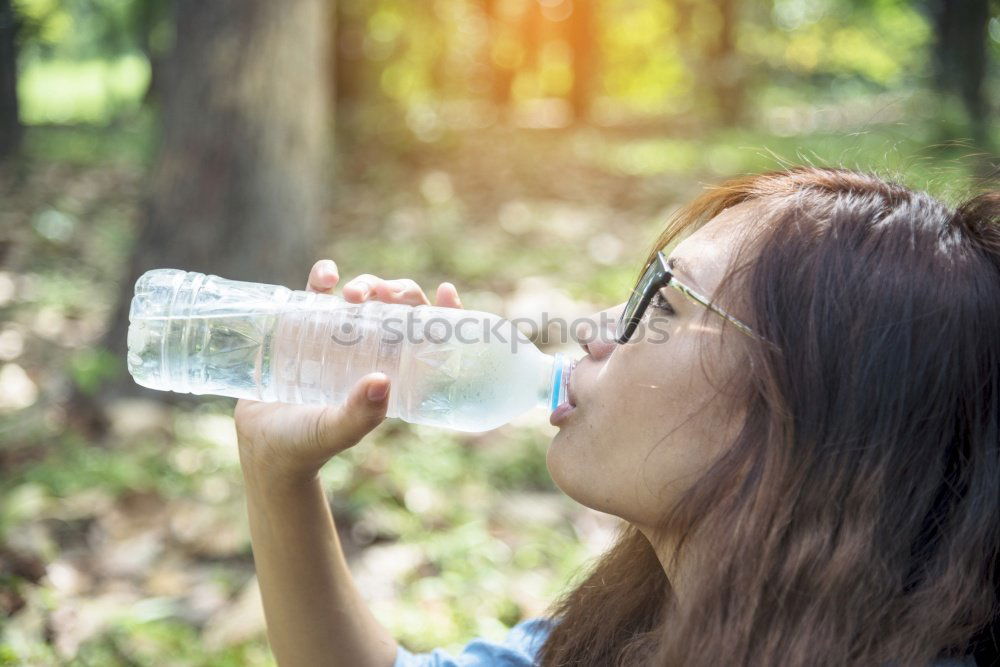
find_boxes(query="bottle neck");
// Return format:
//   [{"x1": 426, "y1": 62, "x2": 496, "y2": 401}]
[{"x1": 537, "y1": 352, "x2": 573, "y2": 413}]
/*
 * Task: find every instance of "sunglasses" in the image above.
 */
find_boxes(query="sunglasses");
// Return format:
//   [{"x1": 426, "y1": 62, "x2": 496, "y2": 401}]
[{"x1": 615, "y1": 251, "x2": 764, "y2": 345}]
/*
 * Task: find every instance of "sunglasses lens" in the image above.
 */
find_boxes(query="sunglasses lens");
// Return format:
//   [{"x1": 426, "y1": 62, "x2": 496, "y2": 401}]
[{"x1": 617, "y1": 260, "x2": 660, "y2": 342}]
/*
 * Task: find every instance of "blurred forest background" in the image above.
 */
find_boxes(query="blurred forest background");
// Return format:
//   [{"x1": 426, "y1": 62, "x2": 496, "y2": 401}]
[{"x1": 0, "y1": 0, "x2": 998, "y2": 663}]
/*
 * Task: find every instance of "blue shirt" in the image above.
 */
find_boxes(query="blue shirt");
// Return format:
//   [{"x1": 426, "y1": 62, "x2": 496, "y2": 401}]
[
  {"x1": 393, "y1": 617, "x2": 981, "y2": 667},
  {"x1": 393, "y1": 618, "x2": 551, "y2": 667}
]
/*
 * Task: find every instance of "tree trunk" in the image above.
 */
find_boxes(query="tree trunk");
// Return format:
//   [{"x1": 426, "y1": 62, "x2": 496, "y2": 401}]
[
  {"x1": 707, "y1": 0, "x2": 743, "y2": 127},
  {"x1": 482, "y1": 0, "x2": 516, "y2": 110},
  {"x1": 673, "y1": 0, "x2": 744, "y2": 127},
  {"x1": 334, "y1": 0, "x2": 365, "y2": 111},
  {"x1": 132, "y1": 0, "x2": 169, "y2": 106},
  {"x1": 522, "y1": 0, "x2": 543, "y2": 74},
  {"x1": 567, "y1": 0, "x2": 595, "y2": 123},
  {"x1": 98, "y1": 0, "x2": 332, "y2": 402},
  {"x1": 0, "y1": 0, "x2": 21, "y2": 159},
  {"x1": 928, "y1": 0, "x2": 992, "y2": 150}
]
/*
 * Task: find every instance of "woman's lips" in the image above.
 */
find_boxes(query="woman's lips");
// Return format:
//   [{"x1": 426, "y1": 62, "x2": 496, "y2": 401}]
[
  {"x1": 567, "y1": 359, "x2": 579, "y2": 407},
  {"x1": 550, "y1": 401, "x2": 576, "y2": 426},
  {"x1": 551, "y1": 359, "x2": 580, "y2": 426}
]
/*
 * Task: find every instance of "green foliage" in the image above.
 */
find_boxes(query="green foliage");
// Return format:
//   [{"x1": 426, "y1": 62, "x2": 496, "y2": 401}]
[
  {"x1": 15, "y1": 0, "x2": 167, "y2": 60},
  {"x1": 19, "y1": 55, "x2": 150, "y2": 124},
  {"x1": 73, "y1": 621, "x2": 272, "y2": 667},
  {"x1": 14, "y1": 0, "x2": 995, "y2": 133},
  {"x1": 5, "y1": 434, "x2": 189, "y2": 505},
  {"x1": 70, "y1": 347, "x2": 121, "y2": 395},
  {"x1": 22, "y1": 112, "x2": 155, "y2": 165},
  {"x1": 744, "y1": 0, "x2": 932, "y2": 88},
  {"x1": 0, "y1": 645, "x2": 21, "y2": 665}
]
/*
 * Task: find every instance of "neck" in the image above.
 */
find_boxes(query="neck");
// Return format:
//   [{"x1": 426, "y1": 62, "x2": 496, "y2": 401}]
[{"x1": 639, "y1": 525, "x2": 696, "y2": 615}]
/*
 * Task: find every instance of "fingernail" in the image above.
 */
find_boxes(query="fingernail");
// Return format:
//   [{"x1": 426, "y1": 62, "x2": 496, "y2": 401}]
[{"x1": 367, "y1": 382, "x2": 388, "y2": 402}]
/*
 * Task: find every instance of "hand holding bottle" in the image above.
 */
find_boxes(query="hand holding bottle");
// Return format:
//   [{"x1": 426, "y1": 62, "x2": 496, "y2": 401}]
[{"x1": 233, "y1": 259, "x2": 464, "y2": 484}]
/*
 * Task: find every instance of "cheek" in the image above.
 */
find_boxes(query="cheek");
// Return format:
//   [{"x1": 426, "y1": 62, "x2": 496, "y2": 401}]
[
  {"x1": 545, "y1": 334, "x2": 743, "y2": 523},
  {"x1": 544, "y1": 351, "x2": 674, "y2": 515}
]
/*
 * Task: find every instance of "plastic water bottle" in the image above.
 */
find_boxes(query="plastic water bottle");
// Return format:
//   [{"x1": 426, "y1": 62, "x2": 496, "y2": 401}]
[{"x1": 126, "y1": 269, "x2": 574, "y2": 432}]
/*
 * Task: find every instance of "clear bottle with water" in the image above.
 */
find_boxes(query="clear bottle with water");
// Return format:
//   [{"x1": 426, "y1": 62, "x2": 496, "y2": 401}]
[{"x1": 126, "y1": 269, "x2": 574, "y2": 432}]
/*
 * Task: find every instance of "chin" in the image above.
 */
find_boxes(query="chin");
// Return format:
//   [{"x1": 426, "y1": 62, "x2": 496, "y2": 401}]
[
  {"x1": 545, "y1": 433, "x2": 617, "y2": 516},
  {"x1": 545, "y1": 431, "x2": 582, "y2": 500}
]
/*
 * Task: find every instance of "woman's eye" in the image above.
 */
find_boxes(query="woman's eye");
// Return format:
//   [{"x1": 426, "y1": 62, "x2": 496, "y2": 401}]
[{"x1": 649, "y1": 291, "x2": 675, "y2": 316}]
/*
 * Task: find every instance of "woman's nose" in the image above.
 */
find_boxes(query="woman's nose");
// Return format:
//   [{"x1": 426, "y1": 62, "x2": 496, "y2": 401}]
[{"x1": 574, "y1": 308, "x2": 619, "y2": 360}]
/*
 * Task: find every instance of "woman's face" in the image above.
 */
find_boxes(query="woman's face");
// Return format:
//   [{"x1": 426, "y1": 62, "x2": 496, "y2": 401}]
[{"x1": 547, "y1": 201, "x2": 759, "y2": 529}]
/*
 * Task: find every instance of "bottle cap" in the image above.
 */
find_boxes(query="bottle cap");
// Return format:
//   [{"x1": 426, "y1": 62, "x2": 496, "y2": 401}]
[{"x1": 549, "y1": 352, "x2": 572, "y2": 412}]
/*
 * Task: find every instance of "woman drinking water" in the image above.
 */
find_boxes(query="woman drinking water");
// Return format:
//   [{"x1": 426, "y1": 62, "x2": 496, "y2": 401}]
[{"x1": 233, "y1": 166, "x2": 1000, "y2": 667}]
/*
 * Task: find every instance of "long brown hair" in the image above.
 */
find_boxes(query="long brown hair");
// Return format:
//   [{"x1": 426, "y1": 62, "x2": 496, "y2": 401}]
[{"x1": 538, "y1": 167, "x2": 1000, "y2": 666}]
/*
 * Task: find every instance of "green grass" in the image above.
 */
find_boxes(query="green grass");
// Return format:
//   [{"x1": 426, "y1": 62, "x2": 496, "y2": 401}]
[{"x1": 21, "y1": 113, "x2": 156, "y2": 167}]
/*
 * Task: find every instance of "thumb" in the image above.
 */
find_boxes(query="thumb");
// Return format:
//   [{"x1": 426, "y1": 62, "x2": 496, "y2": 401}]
[{"x1": 312, "y1": 372, "x2": 391, "y2": 456}]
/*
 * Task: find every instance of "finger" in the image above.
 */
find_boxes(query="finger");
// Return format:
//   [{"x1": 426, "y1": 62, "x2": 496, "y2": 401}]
[
  {"x1": 312, "y1": 372, "x2": 390, "y2": 454},
  {"x1": 341, "y1": 273, "x2": 381, "y2": 302},
  {"x1": 307, "y1": 260, "x2": 340, "y2": 293},
  {"x1": 373, "y1": 278, "x2": 431, "y2": 306},
  {"x1": 434, "y1": 282, "x2": 463, "y2": 309}
]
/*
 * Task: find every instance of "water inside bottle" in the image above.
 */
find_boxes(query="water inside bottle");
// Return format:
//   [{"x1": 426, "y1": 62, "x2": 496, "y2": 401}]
[{"x1": 127, "y1": 268, "x2": 571, "y2": 432}]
